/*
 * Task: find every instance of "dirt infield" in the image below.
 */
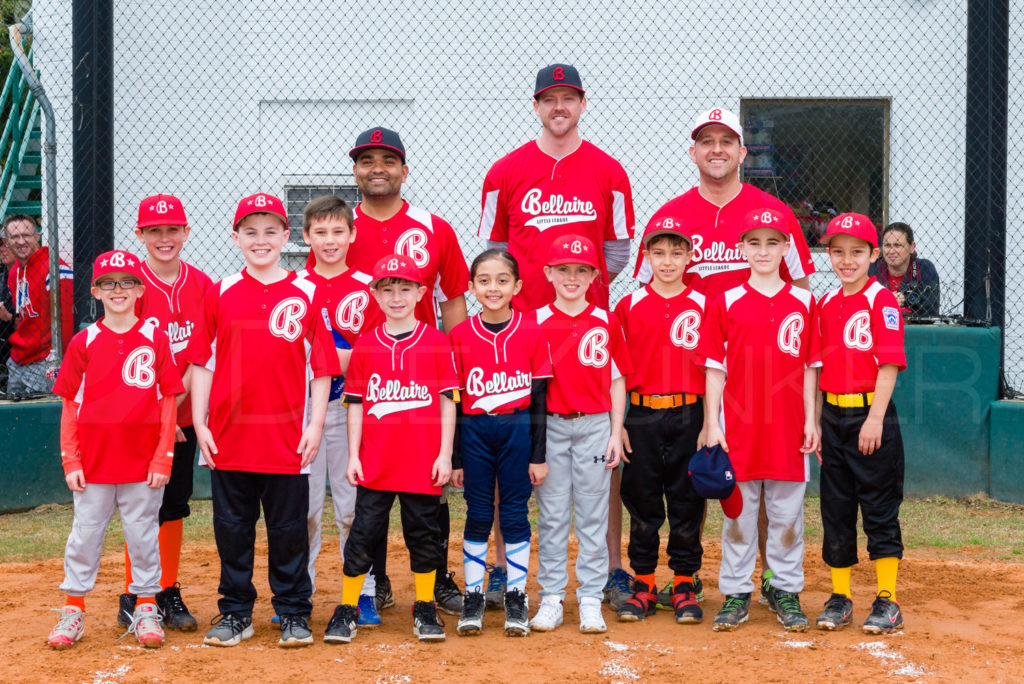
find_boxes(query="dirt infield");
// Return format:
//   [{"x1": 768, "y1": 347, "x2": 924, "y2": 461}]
[{"x1": 6, "y1": 534, "x2": 1024, "y2": 684}]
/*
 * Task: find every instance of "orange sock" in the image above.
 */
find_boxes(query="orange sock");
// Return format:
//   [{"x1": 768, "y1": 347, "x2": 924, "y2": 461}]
[
  {"x1": 674, "y1": 575, "x2": 694, "y2": 589},
  {"x1": 65, "y1": 595, "x2": 85, "y2": 611},
  {"x1": 136, "y1": 596, "x2": 156, "y2": 606},
  {"x1": 159, "y1": 519, "x2": 183, "y2": 590},
  {"x1": 124, "y1": 542, "x2": 133, "y2": 594},
  {"x1": 636, "y1": 574, "x2": 656, "y2": 592}
]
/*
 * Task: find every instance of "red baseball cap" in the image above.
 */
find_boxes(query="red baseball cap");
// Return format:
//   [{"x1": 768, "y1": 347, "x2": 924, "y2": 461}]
[
  {"x1": 739, "y1": 208, "x2": 791, "y2": 240},
  {"x1": 642, "y1": 213, "x2": 692, "y2": 247},
  {"x1": 820, "y1": 212, "x2": 878, "y2": 248},
  {"x1": 547, "y1": 234, "x2": 599, "y2": 268},
  {"x1": 92, "y1": 250, "x2": 142, "y2": 284},
  {"x1": 370, "y1": 253, "x2": 424, "y2": 287},
  {"x1": 137, "y1": 194, "x2": 187, "y2": 228},
  {"x1": 691, "y1": 107, "x2": 744, "y2": 144},
  {"x1": 233, "y1": 193, "x2": 288, "y2": 230}
]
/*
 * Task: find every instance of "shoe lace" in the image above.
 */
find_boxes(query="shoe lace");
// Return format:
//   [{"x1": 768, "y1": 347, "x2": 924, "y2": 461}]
[
  {"x1": 486, "y1": 565, "x2": 507, "y2": 591},
  {"x1": 870, "y1": 591, "x2": 895, "y2": 613},
  {"x1": 505, "y1": 590, "x2": 527, "y2": 618},
  {"x1": 760, "y1": 570, "x2": 775, "y2": 594},
  {"x1": 824, "y1": 594, "x2": 849, "y2": 611},
  {"x1": 610, "y1": 569, "x2": 634, "y2": 593},
  {"x1": 414, "y1": 602, "x2": 443, "y2": 627},
  {"x1": 436, "y1": 572, "x2": 461, "y2": 599},
  {"x1": 279, "y1": 615, "x2": 308, "y2": 633},
  {"x1": 119, "y1": 606, "x2": 163, "y2": 640},
  {"x1": 161, "y1": 586, "x2": 188, "y2": 614},
  {"x1": 51, "y1": 607, "x2": 81, "y2": 631},
  {"x1": 722, "y1": 595, "x2": 748, "y2": 612},
  {"x1": 775, "y1": 592, "x2": 803, "y2": 615},
  {"x1": 464, "y1": 591, "x2": 486, "y2": 613}
]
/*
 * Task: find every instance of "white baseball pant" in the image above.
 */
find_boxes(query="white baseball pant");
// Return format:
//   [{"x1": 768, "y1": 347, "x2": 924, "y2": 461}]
[{"x1": 60, "y1": 481, "x2": 162, "y2": 596}]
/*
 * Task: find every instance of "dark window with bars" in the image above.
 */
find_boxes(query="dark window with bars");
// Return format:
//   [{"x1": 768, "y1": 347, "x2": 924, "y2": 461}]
[{"x1": 284, "y1": 184, "x2": 361, "y2": 243}]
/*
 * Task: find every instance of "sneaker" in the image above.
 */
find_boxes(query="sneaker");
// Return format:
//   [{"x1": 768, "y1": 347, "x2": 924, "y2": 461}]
[
  {"x1": 434, "y1": 571, "x2": 464, "y2": 616},
  {"x1": 671, "y1": 581, "x2": 704, "y2": 624},
  {"x1": 375, "y1": 574, "x2": 395, "y2": 611},
  {"x1": 617, "y1": 579, "x2": 657, "y2": 622},
  {"x1": 412, "y1": 600, "x2": 446, "y2": 642},
  {"x1": 529, "y1": 596, "x2": 563, "y2": 632},
  {"x1": 603, "y1": 567, "x2": 634, "y2": 612},
  {"x1": 485, "y1": 565, "x2": 507, "y2": 610},
  {"x1": 457, "y1": 591, "x2": 486, "y2": 636},
  {"x1": 579, "y1": 597, "x2": 607, "y2": 634},
  {"x1": 117, "y1": 593, "x2": 137, "y2": 628},
  {"x1": 278, "y1": 614, "x2": 313, "y2": 648},
  {"x1": 357, "y1": 594, "x2": 381, "y2": 627},
  {"x1": 270, "y1": 614, "x2": 280, "y2": 629},
  {"x1": 47, "y1": 606, "x2": 85, "y2": 650},
  {"x1": 155, "y1": 583, "x2": 198, "y2": 632},
  {"x1": 769, "y1": 589, "x2": 809, "y2": 632},
  {"x1": 862, "y1": 591, "x2": 903, "y2": 634},
  {"x1": 658, "y1": 574, "x2": 705, "y2": 610},
  {"x1": 759, "y1": 569, "x2": 775, "y2": 606},
  {"x1": 123, "y1": 603, "x2": 165, "y2": 648},
  {"x1": 816, "y1": 593, "x2": 854, "y2": 631},
  {"x1": 324, "y1": 604, "x2": 358, "y2": 644},
  {"x1": 503, "y1": 588, "x2": 530, "y2": 637},
  {"x1": 203, "y1": 613, "x2": 254, "y2": 647},
  {"x1": 712, "y1": 593, "x2": 751, "y2": 632}
]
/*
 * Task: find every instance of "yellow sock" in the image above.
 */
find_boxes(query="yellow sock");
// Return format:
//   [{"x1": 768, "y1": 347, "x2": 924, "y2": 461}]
[
  {"x1": 342, "y1": 574, "x2": 365, "y2": 607},
  {"x1": 830, "y1": 566, "x2": 853, "y2": 598},
  {"x1": 413, "y1": 571, "x2": 435, "y2": 603},
  {"x1": 875, "y1": 557, "x2": 899, "y2": 600}
]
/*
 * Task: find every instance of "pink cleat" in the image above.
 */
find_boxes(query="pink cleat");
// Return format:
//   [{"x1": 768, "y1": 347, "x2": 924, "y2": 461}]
[
  {"x1": 125, "y1": 603, "x2": 165, "y2": 648},
  {"x1": 48, "y1": 605, "x2": 85, "y2": 650}
]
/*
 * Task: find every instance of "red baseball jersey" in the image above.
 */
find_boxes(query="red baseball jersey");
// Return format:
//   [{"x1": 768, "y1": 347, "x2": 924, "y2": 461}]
[
  {"x1": 345, "y1": 322, "x2": 459, "y2": 495},
  {"x1": 536, "y1": 303, "x2": 633, "y2": 414},
  {"x1": 449, "y1": 310, "x2": 553, "y2": 415},
  {"x1": 53, "y1": 318, "x2": 184, "y2": 483},
  {"x1": 478, "y1": 140, "x2": 635, "y2": 311},
  {"x1": 305, "y1": 201, "x2": 469, "y2": 327},
  {"x1": 184, "y1": 270, "x2": 341, "y2": 474},
  {"x1": 135, "y1": 259, "x2": 213, "y2": 426},
  {"x1": 614, "y1": 285, "x2": 707, "y2": 395},
  {"x1": 700, "y1": 283, "x2": 820, "y2": 482},
  {"x1": 817, "y1": 278, "x2": 907, "y2": 394},
  {"x1": 633, "y1": 184, "x2": 815, "y2": 305},
  {"x1": 7, "y1": 246, "x2": 74, "y2": 364}
]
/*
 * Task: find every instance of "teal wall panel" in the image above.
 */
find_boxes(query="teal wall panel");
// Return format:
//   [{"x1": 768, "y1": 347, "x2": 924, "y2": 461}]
[{"x1": 989, "y1": 401, "x2": 1024, "y2": 504}]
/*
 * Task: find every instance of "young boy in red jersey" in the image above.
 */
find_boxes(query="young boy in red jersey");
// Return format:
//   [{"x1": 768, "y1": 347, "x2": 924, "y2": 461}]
[
  {"x1": 614, "y1": 215, "x2": 707, "y2": 625},
  {"x1": 186, "y1": 193, "x2": 340, "y2": 649},
  {"x1": 115, "y1": 194, "x2": 213, "y2": 632},
  {"x1": 296, "y1": 194, "x2": 383, "y2": 625},
  {"x1": 530, "y1": 234, "x2": 632, "y2": 635},
  {"x1": 326, "y1": 254, "x2": 458, "y2": 644},
  {"x1": 49, "y1": 250, "x2": 183, "y2": 650},
  {"x1": 814, "y1": 213, "x2": 907, "y2": 634},
  {"x1": 701, "y1": 208, "x2": 820, "y2": 633}
]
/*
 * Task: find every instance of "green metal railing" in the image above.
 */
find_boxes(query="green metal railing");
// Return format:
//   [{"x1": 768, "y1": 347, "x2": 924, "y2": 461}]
[{"x1": 0, "y1": 45, "x2": 40, "y2": 219}]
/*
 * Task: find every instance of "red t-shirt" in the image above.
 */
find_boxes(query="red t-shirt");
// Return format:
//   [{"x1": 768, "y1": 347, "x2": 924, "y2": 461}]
[
  {"x1": 449, "y1": 310, "x2": 553, "y2": 415},
  {"x1": 345, "y1": 322, "x2": 459, "y2": 495},
  {"x1": 614, "y1": 285, "x2": 706, "y2": 395},
  {"x1": 184, "y1": 270, "x2": 341, "y2": 474},
  {"x1": 633, "y1": 184, "x2": 815, "y2": 306},
  {"x1": 7, "y1": 246, "x2": 74, "y2": 364},
  {"x1": 700, "y1": 283, "x2": 820, "y2": 482},
  {"x1": 53, "y1": 318, "x2": 184, "y2": 483},
  {"x1": 817, "y1": 279, "x2": 906, "y2": 394},
  {"x1": 305, "y1": 201, "x2": 469, "y2": 327},
  {"x1": 536, "y1": 303, "x2": 633, "y2": 415},
  {"x1": 479, "y1": 140, "x2": 635, "y2": 311},
  {"x1": 136, "y1": 259, "x2": 213, "y2": 426}
]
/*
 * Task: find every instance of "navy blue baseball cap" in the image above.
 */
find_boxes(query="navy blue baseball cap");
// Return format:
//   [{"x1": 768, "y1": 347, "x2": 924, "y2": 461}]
[
  {"x1": 534, "y1": 64, "x2": 585, "y2": 98},
  {"x1": 349, "y1": 127, "x2": 406, "y2": 163},
  {"x1": 687, "y1": 445, "x2": 737, "y2": 501}
]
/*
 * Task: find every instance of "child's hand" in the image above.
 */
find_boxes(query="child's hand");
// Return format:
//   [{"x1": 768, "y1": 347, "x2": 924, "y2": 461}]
[
  {"x1": 297, "y1": 425, "x2": 322, "y2": 468},
  {"x1": 705, "y1": 424, "x2": 728, "y2": 452},
  {"x1": 346, "y1": 457, "x2": 363, "y2": 486},
  {"x1": 175, "y1": 426, "x2": 186, "y2": 443},
  {"x1": 696, "y1": 425, "x2": 708, "y2": 450},
  {"x1": 620, "y1": 430, "x2": 632, "y2": 464},
  {"x1": 431, "y1": 456, "x2": 452, "y2": 488},
  {"x1": 858, "y1": 416, "x2": 883, "y2": 455},
  {"x1": 147, "y1": 471, "x2": 170, "y2": 489},
  {"x1": 529, "y1": 462, "x2": 548, "y2": 486},
  {"x1": 814, "y1": 422, "x2": 823, "y2": 464},
  {"x1": 605, "y1": 434, "x2": 623, "y2": 469},
  {"x1": 195, "y1": 425, "x2": 219, "y2": 469},
  {"x1": 451, "y1": 468, "x2": 464, "y2": 489},
  {"x1": 800, "y1": 420, "x2": 820, "y2": 455},
  {"x1": 65, "y1": 470, "x2": 85, "y2": 492}
]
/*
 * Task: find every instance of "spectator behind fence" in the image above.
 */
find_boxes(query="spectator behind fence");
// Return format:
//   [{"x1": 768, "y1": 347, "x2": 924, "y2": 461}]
[
  {"x1": 3, "y1": 214, "x2": 74, "y2": 394},
  {"x1": 870, "y1": 222, "x2": 940, "y2": 318},
  {"x1": 0, "y1": 236, "x2": 15, "y2": 392}
]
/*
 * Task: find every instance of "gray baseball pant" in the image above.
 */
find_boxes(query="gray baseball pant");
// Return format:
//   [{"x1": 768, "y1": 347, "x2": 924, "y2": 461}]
[
  {"x1": 536, "y1": 412, "x2": 612, "y2": 604},
  {"x1": 719, "y1": 479, "x2": 807, "y2": 595},
  {"x1": 60, "y1": 481, "x2": 162, "y2": 596}
]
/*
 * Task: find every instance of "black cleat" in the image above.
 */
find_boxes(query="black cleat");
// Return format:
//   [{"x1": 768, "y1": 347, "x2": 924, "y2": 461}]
[
  {"x1": 155, "y1": 583, "x2": 198, "y2": 632},
  {"x1": 671, "y1": 581, "x2": 704, "y2": 624},
  {"x1": 412, "y1": 601, "x2": 446, "y2": 641},
  {"x1": 862, "y1": 591, "x2": 903, "y2": 634},
  {"x1": 769, "y1": 588, "x2": 809, "y2": 632},
  {"x1": 457, "y1": 591, "x2": 486, "y2": 636},
  {"x1": 617, "y1": 579, "x2": 657, "y2": 622},
  {"x1": 117, "y1": 593, "x2": 137, "y2": 628},
  {"x1": 503, "y1": 588, "x2": 530, "y2": 636},
  {"x1": 375, "y1": 574, "x2": 395, "y2": 611},
  {"x1": 324, "y1": 604, "x2": 358, "y2": 644},
  {"x1": 713, "y1": 593, "x2": 751, "y2": 632},
  {"x1": 434, "y1": 571, "x2": 463, "y2": 616},
  {"x1": 816, "y1": 593, "x2": 853, "y2": 631}
]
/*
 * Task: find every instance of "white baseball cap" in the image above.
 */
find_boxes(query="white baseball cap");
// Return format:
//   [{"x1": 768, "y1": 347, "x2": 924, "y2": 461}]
[{"x1": 691, "y1": 108, "x2": 744, "y2": 145}]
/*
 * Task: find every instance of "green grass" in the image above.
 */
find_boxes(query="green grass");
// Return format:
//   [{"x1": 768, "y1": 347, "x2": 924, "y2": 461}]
[{"x1": 2, "y1": 492, "x2": 1023, "y2": 565}]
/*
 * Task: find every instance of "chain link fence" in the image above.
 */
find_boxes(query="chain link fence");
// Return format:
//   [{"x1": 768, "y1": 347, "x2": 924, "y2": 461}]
[{"x1": 1, "y1": 0, "x2": 1021, "y2": 395}]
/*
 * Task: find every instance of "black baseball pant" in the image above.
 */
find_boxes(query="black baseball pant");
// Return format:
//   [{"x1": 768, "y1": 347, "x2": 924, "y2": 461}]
[
  {"x1": 620, "y1": 402, "x2": 705, "y2": 576},
  {"x1": 159, "y1": 425, "x2": 197, "y2": 524},
  {"x1": 211, "y1": 469, "x2": 312, "y2": 617},
  {"x1": 344, "y1": 486, "x2": 442, "y2": 577},
  {"x1": 819, "y1": 400, "x2": 904, "y2": 568}
]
